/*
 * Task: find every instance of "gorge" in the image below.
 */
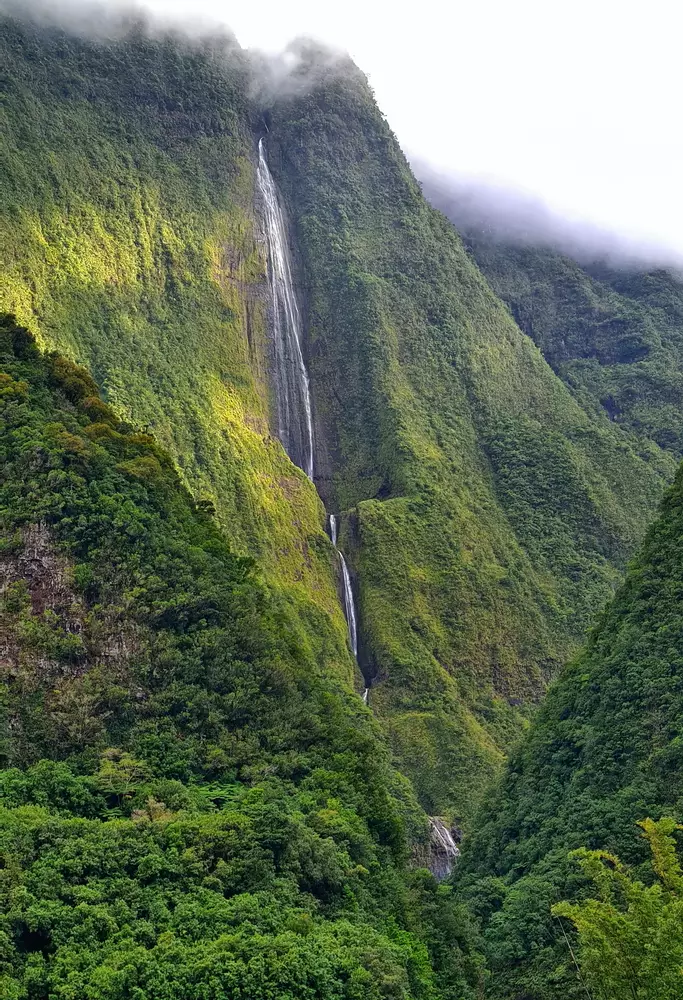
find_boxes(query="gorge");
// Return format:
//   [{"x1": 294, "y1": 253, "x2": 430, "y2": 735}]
[{"x1": 1, "y1": 8, "x2": 683, "y2": 999}]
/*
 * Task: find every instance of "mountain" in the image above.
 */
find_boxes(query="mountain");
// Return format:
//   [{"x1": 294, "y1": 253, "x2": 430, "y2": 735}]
[
  {"x1": 0, "y1": 9, "x2": 679, "y2": 829},
  {"x1": 3, "y1": 10, "x2": 683, "y2": 997},
  {"x1": 453, "y1": 453, "x2": 683, "y2": 999},
  {"x1": 421, "y1": 172, "x2": 683, "y2": 460}
]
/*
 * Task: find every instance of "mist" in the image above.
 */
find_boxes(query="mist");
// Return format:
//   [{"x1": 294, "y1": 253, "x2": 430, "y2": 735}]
[
  {"x1": 415, "y1": 161, "x2": 683, "y2": 272},
  {"x1": 2, "y1": 0, "x2": 682, "y2": 273}
]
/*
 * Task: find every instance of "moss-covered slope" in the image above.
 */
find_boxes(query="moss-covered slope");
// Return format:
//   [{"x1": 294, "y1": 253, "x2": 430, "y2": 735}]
[
  {"x1": 0, "y1": 14, "x2": 353, "y2": 688},
  {"x1": 265, "y1": 62, "x2": 673, "y2": 820},
  {"x1": 454, "y1": 453, "x2": 683, "y2": 999}
]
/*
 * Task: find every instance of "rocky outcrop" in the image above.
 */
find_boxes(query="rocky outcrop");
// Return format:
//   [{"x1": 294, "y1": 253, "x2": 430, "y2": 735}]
[
  {"x1": 0, "y1": 523, "x2": 141, "y2": 760},
  {"x1": 427, "y1": 817, "x2": 461, "y2": 880}
]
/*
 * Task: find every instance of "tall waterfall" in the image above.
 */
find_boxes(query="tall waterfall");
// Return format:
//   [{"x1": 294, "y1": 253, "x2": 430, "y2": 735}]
[
  {"x1": 256, "y1": 138, "x2": 314, "y2": 480},
  {"x1": 257, "y1": 137, "x2": 363, "y2": 687},
  {"x1": 329, "y1": 514, "x2": 359, "y2": 661}
]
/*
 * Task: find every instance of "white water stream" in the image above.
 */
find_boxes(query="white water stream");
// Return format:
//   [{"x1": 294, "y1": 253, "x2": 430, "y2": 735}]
[
  {"x1": 258, "y1": 139, "x2": 363, "y2": 677},
  {"x1": 256, "y1": 138, "x2": 314, "y2": 480},
  {"x1": 329, "y1": 514, "x2": 359, "y2": 662}
]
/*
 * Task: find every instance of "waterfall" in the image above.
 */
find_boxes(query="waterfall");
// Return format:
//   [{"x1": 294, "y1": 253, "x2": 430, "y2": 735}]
[
  {"x1": 257, "y1": 138, "x2": 364, "y2": 691},
  {"x1": 339, "y1": 551, "x2": 358, "y2": 658},
  {"x1": 428, "y1": 818, "x2": 460, "y2": 880},
  {"x1": 328, "y1": 514, "x2": 359, "y2": 661},
  {"x1": 256, "y1": 138, "x2": 314, "y2": 480}
]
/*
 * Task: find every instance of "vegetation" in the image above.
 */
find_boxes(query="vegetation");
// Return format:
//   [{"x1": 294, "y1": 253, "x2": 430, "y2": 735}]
[
  {"x1": 454, "y1": 457, "x2": 683, "y2": 997},
  {"x1": 5, "y1": 11, "x2": 683, "y2": 833},
  {"x1": 265, "y1": 58, "x2": 675, "y2": 820},
  {"x1": 0, "y1": 315, "x2": 488, "y2": 999},
  {"x1": 553, "y1": 817, "x2": 683, "y2": 1000}
]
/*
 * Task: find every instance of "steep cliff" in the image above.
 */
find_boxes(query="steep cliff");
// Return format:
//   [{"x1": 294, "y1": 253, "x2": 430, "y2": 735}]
[
  {"x1": 0, "y1": 13, "x2": 354, "y2": 695},
  {"x1": 264, "y1": 60, "x2": 674, "y2": 818}
]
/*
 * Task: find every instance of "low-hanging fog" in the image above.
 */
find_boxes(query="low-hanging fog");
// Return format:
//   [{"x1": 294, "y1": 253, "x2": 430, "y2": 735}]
[{"x1": 3, "y1": 0, "x2": 682, "y2": 270}]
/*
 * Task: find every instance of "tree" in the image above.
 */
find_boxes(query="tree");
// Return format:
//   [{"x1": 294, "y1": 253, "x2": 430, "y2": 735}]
[{"x1": 553, "y1": 818, "x2": 683, "y2": 1000}]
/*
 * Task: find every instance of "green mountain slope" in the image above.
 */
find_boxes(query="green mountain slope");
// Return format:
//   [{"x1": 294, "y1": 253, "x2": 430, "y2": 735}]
[
  {"x1": 0, "y1": 13, "x2": 353, "y2": 690},
  {"x1": 1, "y1": 315, "x2": 487, "y2": 999},
  {"x1": 454, "y1": 458, "x2": 683, "y2": 998},
  {"x1": 1, "y1": 11, "x2": 680, "y2": 834},
  {"x1": 435, "y1": 217, "x2": 683, "y2": 460},
  {"x1": 265, "y1": 64, "x2": 674, "y2": 818}
]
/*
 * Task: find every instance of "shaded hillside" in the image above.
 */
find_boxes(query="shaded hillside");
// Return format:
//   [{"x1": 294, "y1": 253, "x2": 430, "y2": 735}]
[
  {"x1": 419, "y1": 175, "x2": 683, "y2": 459},
  {"x1": 471, "y1": 242, "x2": 683, "y2": 455},
  {"x1": 454, "y1": 459, "x2": 683, "y2": 999},
  {"x1": 0, "y1": 315, "x2": 489, "y2": 999},
  {"x1": 265, "y1": 64, "x2": 673, "y2": 819}
]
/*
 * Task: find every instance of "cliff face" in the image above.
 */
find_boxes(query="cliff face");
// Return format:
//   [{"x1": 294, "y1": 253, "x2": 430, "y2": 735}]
[
  {"x1": 264, "y1": 67, "x2": 675, "y2": 819},
  {"x1": 2, "y1": 14, "x2": 680, "y2": 828}
]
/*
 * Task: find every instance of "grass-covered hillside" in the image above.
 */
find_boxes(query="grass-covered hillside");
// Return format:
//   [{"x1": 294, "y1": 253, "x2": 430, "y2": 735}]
[
  {"x1": 434, "y1": 214, "x2": 683, "y2": 460},
  {"x1": 454, "y1": 457, "x2": 683, "y2": 998},
  {"x1": 0, "y1": 315, "x2": 490, "y2": 1000},
  {"x1": 266, "y1": 61, "x2": 674, "y2": 820},
  {"x1": 0, "y1": 12, "x2": 353, "y2": 690}
]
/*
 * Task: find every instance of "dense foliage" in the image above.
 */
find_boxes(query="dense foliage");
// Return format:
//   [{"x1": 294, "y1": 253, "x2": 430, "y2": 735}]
[
  {"x1": 454, "y1": 458, "x2": 683, "y2": 997},
  {"x1": 554, "y1": 817, "x2": 683, "y2": 1000},
  {"x1": 0, "y1": 316, "x2": 487, "y2": 998},
  {"x1": 265, "y1": 61, "x2": 673, "y2": 819}
]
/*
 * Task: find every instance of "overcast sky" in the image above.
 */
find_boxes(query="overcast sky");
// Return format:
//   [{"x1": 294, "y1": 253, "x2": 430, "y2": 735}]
[{"x1": 45, "y1": 0, "x2": 683, "y2": 259}]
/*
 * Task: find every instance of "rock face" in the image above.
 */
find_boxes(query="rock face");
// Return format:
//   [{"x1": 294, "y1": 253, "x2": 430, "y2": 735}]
[
  {"x1": 0, "y1": 522, "x2": 86, "y2": 680},
  {"x1": 428, "y1": 817, "x2": 461, "y2": 880}
]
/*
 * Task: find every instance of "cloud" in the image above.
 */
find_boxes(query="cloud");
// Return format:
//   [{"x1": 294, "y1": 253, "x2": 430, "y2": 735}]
[
  {"x1": 414, "y1": 160, "x2": 683, "y2": 272},
  {"x1": 248, "y1": 37, "x2": 355, "y2": 108}
]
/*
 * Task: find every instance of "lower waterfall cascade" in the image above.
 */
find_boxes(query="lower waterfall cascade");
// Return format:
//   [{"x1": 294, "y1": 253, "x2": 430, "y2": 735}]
[{"x1": 328, "y1": 513, "x2": 360, "y2": 665}]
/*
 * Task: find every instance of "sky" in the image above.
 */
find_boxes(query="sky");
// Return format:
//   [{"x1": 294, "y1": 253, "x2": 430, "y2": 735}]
[{"x1": 31, "y1": 0, "x2": 683, "y2": 260}]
